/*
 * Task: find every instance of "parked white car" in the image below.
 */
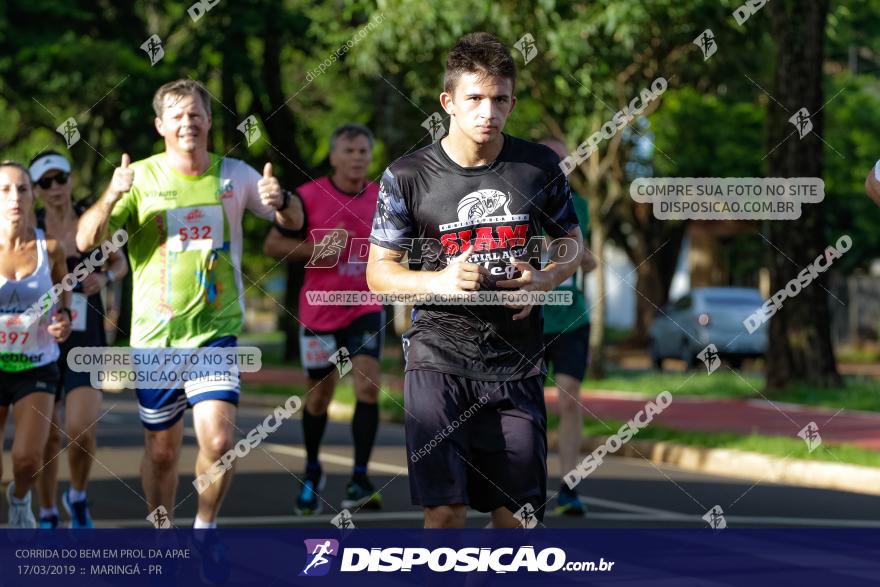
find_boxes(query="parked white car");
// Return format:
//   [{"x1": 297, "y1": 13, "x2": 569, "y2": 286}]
[{"x1": 648, "y1": 287, "x2": 768, "y2": 370}]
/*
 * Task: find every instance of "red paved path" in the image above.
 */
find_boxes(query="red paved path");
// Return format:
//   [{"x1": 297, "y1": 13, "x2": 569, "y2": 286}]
[{"x1": 243, "y1": 368, "x2": 880, "y2": 450}]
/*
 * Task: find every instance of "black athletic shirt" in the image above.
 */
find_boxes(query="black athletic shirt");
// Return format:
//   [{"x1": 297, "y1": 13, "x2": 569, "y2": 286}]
[{"x1": 369, "y1": 134, "x2": 579, "y2": 381}]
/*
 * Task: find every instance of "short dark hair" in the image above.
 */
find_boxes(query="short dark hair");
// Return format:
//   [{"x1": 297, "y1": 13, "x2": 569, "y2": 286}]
[
  {"x1": 330, "y1": 124, "x2": 374, "y2": 152},
  {"x1": 152, "y1": 79, "x2": 212, "y2": 118},
  {"x1": 443, "y1": 32, "x2": 516, "y2": 96}
]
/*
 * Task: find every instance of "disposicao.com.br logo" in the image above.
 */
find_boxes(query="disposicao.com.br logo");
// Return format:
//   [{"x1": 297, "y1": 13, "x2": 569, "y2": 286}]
[
  {"x1": 299, "y1": 539, "x2": 614, "y2": 575},
  {"x1": 300, "y1": 539, "x2": 340, "y2": 577}
]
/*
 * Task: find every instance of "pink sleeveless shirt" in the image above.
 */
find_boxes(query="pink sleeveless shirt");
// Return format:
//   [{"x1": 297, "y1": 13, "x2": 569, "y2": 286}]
[{"x1": 298, "y1": 177, "x2": 382, "y2": 331}]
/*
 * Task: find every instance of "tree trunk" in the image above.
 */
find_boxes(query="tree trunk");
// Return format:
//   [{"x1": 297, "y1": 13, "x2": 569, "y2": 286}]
[
  {"x1": 765, "y1": 0, "x2": 841, "y2": 390},
  {"x1": 588, "y1": 193, "x2": 607, "y2": 379},
  {"x1": 256, "y1": 1, "x2": 312, "y2": 362},
  {"x1": 626, "y1": 210, "x2": 685, "y2": 348}
]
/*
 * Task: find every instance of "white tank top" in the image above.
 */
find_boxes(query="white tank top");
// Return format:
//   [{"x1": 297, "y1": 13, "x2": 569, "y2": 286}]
[{"x1": 0, "y1": 228, "x2": 60, "y2": 371}]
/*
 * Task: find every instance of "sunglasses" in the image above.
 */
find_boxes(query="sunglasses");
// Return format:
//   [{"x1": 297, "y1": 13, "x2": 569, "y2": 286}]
[{"x1": 36, "y1": 172, "x2": 70, "y2": 189}]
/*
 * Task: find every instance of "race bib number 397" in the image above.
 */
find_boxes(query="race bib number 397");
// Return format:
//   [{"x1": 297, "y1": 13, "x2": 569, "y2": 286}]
[
  {"x1": 0, "y1": 314, "x2": 38, "y2": 353},
  {"x1": 167, "y1": 205, "x2": 224, "y2": 252}
]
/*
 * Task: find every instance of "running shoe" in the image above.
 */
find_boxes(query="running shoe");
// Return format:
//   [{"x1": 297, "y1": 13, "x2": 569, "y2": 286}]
[
  {"x1": 554, "y1": 486, "x2": 586, "y2": 517},
  {"x1": 341, "y1": 477, "x2": 382, "y2": 510},
  {"x1": 6, "y1": 483, "x2": 36, "y2": 528},
  {"x1": 39, "y1": 514, "x2": 60, "y2": 529},
  {"x1": 63, "y1": 491, "x2": 93, "y2": 528},
  {"x1": 294, "y1": 471, "x2": 326, "y2": 516}
]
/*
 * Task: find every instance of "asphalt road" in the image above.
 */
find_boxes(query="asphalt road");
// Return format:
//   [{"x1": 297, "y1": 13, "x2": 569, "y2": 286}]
[{"x1": 3, "y1": 392, "x2": 879, "y2": 529}]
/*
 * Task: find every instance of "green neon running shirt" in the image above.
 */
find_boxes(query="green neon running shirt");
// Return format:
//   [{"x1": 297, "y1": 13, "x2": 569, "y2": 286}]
[
  {"x1": 543, "y1": 194, "x2": 590, "y2": 335},
  {"x1": 110, "y1": 153, "x2": 276, "y2": 348}
]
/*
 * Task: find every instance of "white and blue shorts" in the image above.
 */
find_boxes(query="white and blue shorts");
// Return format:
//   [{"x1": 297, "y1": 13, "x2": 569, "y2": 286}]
[{"x1": 135, "y1": 336, "x2": 240, "y2": 431}]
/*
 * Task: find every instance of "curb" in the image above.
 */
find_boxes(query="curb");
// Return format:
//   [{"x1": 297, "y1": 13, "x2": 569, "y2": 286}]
[{"x1": 547, "y1": 432, "x2": 880, "y2": 497}]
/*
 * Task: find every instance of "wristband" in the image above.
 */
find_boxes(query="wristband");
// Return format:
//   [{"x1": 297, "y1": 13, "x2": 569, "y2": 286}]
[
  {"x1": 60, "y1": 307, "x2": 72, "y2": 320},
  {"x1": 105, "y1": 269, "x2": 116, "y2": 284},
  {"x1": 874, "y1": 160, "x2": 880, "y2": 182},
  {"x1": 278, "y1": 189, "x2": 292, "y2": 212}
]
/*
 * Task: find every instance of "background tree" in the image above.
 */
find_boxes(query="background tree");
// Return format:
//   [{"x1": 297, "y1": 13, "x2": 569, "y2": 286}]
[{"x1": 765, "y1": 0, "x2": 840, "y2": 389}]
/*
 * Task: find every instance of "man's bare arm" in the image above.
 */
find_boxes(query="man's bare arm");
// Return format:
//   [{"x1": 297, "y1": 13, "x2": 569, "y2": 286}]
[
  {"x1": 77, "y1": 154, "x2": 133, "y2": 251},
  {"x1": 366, "y1": 244, "x2": 487, "y2": 294},
  {"x1": 263, "y1": 227, "x2": 314, "y2": 262},
  {"x1": 274, "y1": 194, "x2": 304, "y2": 231}
]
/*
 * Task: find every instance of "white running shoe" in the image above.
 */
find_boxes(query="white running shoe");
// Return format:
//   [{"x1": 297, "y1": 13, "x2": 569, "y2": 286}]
[{"x1": 6, "y1": 483, "x2": 36, "y2": 529}]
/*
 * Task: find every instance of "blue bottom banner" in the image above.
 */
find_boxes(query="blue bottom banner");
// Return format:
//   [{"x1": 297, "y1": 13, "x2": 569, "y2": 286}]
[{"x1": 1, "y1": 529, "x2": 878, "y2": 586}]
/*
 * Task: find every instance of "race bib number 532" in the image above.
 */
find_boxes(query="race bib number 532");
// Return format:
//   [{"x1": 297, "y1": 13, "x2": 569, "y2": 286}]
[{"x1": 167, "y1": 205, "x2": 224, "y2": 252}]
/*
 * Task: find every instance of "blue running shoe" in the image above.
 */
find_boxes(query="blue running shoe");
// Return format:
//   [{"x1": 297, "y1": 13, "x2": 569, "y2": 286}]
[
  {"x1": 554, "y1": 486, "x2": 586, "y2": 517},
  {"x1": 294, "y1": 471, "x2": 326, "y2": 516},
  {"x1": 341, "y1": 477, "x2": 382, "y2": 510},
  {"x1": 39, "y1": 514, "x2": 59, "y2": 529},
  {"x1": 62, "y1": 491, "x2": 93, "y2": 528}
]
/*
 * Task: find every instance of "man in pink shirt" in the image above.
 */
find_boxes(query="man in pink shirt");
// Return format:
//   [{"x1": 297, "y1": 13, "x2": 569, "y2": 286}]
[{"x1": 264, "y1": 124, "x2": 384, "y2": 515}]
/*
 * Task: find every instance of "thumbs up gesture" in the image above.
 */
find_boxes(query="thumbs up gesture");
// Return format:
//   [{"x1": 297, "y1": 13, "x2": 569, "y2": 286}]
[
  {"x1": 258, "y1": 162, "x2": 283, "y2": 209},
  {"x1": 109, "y1": 153, "x2": 135, "y2": 202}
]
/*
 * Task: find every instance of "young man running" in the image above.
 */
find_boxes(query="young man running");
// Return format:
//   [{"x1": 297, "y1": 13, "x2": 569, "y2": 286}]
[
  {"x1": 30, "y1": 150, "x2": 129, "y2": 528},
  {"x1": 263, "y1": 124, "x2": 384, "y2": 514},
  {"x1": 538, "y1": 139, "x2": 597, "y2": 516},
  {"x1": 366, "y1": 33, "x2": 583, "y2": 528},
  {"x1": 76, "y1": 79, "x2": 303, "y2": 530},
  {"x1": 0, "y1": 161, "x2": 71, "y2": 528}
]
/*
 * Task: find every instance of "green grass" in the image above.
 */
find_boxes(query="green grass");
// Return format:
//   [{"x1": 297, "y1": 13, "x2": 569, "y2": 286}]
[
  {"x1": 837, "y1": 348, "x2": 880, "y2": 364},
  {"x1": 245, "y1": 378, "x2": 880, "y2": 468},
  {"x1": 582, "y1": 370, "x2": 880, "y2": 412},
  {"x1": 547, "y1": 414, "x2": 880, "y2": 469}
]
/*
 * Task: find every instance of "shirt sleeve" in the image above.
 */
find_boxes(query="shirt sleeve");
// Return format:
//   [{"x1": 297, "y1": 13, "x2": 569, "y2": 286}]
[
  {"x1": 369, "y1": 168, "x2": 415, "y2": 251},
  {"x1": 241, "y1": 161, "x2": 276, "y2": 222},
  {"x1": 540, "y1": 167, "x2": 580, "y2": 239}
]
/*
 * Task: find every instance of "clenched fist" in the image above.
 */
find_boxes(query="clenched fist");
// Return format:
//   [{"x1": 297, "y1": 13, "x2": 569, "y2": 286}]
[{"x1": 429, "y1": 245, "x2": 488, "y2": 293}]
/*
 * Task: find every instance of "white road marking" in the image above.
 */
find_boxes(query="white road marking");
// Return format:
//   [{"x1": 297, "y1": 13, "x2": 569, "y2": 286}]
[{"x1": 262, "y1": 442, "x2": 410, "y2": 476}]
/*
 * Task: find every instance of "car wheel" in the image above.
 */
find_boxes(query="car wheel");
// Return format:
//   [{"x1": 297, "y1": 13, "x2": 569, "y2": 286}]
[
  {"x1": 681, "y1": 341, "x2": 697, "y2": 370},
  {"x1": 649, "y1": 339, "x2": 663, "y2": 370}
]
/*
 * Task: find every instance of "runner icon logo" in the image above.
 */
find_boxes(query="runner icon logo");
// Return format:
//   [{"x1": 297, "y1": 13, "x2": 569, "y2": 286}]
[
  {"x1": 56, "y1": 117, "x2": 80, "y2": 148},
  {"x1": 514, "y1": 503, "x2": 538, "y2": 529},
  {"x1": 140, "y1": 34, "x2": 165, "y2": 66},
  {"x1": 329, "y1": 347, "x2": 352, "y2": 377},
  {"x1": 697, "y1": 344, "x2": 721, "y2": 374},
  {"x1": 694, "y1": 29, "x2": 717, "y2": 61},
  {"x1": 147, "y1": 505, "x2": 172, "y2": 529},
  {"x1": 331, "y1": 509, "x2": 356, "y2": 530},
  {"x1": 300, "y1": 539, "x2": 340, "y2": 577},
  {"x1": 703, "y1": 505, "x2": 727, "y2": 530},
  {"x1": 798, "y1": 421, "x2": 822, "y2": 452}
]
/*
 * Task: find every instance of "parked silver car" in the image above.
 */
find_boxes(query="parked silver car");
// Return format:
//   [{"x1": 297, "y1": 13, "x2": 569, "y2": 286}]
[{"x1": 648, "y1": 287, "x2": 768, "y2": 370}]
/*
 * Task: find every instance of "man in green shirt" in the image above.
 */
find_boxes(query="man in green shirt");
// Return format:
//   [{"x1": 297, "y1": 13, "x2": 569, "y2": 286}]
[
  {"x1": 77, "y1": 79, "x2": 303, "y2": 532},
  {"x1": 540, "y1": 139, "x2": 597, "y2": 516}
]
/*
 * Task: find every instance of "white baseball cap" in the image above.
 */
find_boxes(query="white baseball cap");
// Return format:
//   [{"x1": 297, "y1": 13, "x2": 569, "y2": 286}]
[{"x1": 29, "y1": 153, "x2": 71, "y2": 182}]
